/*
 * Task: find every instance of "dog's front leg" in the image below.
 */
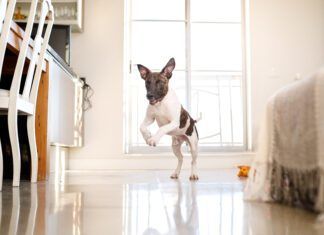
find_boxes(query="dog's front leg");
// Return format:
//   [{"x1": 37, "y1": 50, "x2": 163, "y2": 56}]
[
  {"x1": 148, "y1": 120, "x2": 179, "y2": 146},
  {"x1": 140, "y1": 115, "x2": 155, "y2": 145}
]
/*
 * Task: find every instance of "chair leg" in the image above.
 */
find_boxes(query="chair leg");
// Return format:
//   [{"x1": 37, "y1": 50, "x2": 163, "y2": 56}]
[
  {"x1": 0, "y1": 137, "x2": 3, "y2": 191},
  {"x1": 27, "y1": 115, "x2": 38, "y2": 183},
  {"x1": 8, "y1": 109, "x2": 21, "y2": 187}
]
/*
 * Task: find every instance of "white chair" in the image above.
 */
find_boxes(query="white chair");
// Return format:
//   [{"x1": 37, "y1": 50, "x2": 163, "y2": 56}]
[
  {"x1": 0, "y1": 0, "x2": 54, "y2": 189},
  {"x1": 0, "y1": 0, "x2": 17, "y2": 191},
  {"x1": 0, "y1": 1, "x2": 16, "y2": 69}
]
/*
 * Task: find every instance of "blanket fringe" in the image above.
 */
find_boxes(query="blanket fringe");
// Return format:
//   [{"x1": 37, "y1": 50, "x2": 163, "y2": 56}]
[
  {"x1": 270, "y1": 160, "x2": 323, "y2": 212},
  {"x1": 315, "y1": 170, "x2": 324, "y2": 212}
]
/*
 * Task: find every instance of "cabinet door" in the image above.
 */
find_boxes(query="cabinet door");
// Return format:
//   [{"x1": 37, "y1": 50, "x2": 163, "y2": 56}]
[{"x1": 49, "y1": 59, "x2": 76, "y2": 146}]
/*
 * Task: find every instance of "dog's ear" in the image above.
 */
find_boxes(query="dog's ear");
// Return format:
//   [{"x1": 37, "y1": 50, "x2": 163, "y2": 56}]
[
  {"x1": 137, "y1": 64, "x2": 151, "y2": 80},
  {"x1": 161, "y1": 58, "x2": 175, "y2": 79}
]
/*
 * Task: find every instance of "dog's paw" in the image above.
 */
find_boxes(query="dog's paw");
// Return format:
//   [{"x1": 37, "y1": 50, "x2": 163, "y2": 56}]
[
  {"x1": 170, "y1": 173, "x2": 179, "y2": 179},
  {"x1": 144, "y1": 134, "x2": 152, "y2": 145},
  {"x1": 147, "y1": 136, "x2": 160, "y2": 147},
  {"x1": 189, "y1": 174, "x2": 199, "y2": 181},
  {"x1": 147, "y1": 138, "x2": 157, "y2": 147},
  {"x1": 145, "y1": 138, "x2": 150, "y2": 145}
]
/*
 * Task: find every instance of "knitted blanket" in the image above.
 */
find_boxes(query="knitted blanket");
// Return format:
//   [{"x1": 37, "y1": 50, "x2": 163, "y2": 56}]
[{"x1": 244, "y1": 69, "x2": 324, "y2": 213}]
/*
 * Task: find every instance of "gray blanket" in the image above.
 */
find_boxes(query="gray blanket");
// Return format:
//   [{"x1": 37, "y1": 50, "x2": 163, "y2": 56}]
[{"x1": 245, "y1": 69, "x2": 324, "y2": 213}]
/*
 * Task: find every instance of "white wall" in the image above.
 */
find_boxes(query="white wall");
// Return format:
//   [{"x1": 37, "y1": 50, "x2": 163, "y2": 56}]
[
  {"x1": 70, "y1": 0, "x2": 124, "y2": 160},
  {"x1": 69, "y1": 0, "x2": 324, "y2": 170},
  {"x1": 249, "y1": 0, "x2": 324, "y2": 146}
]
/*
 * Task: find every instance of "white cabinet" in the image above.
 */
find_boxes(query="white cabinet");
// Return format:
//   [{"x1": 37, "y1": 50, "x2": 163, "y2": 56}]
[
  {"x1": 48, "y1": 58, "x2": 83, "y2": 147},
  {"x1": 15, "y1": 0, "x2": 84, "y2": 32}
]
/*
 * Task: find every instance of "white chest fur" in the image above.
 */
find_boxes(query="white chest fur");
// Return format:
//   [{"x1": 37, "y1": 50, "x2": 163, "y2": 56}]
[
  {"x1": 145, "y1": 89, "x2": 190, "y2": 136},
  {"x1": 147, "y1": 89, "x2": 181, "y2": 127}
]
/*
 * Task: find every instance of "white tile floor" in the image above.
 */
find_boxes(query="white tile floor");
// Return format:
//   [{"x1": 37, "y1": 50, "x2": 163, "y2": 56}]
[{"x1": 0, "y1": 170, "x2": 322, "y2": 235}]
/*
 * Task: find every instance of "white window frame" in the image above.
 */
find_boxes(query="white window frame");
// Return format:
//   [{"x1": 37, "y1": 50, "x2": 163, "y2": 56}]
[{"x1": 123, "y1": 0, "x2": 248, "y2": 154}]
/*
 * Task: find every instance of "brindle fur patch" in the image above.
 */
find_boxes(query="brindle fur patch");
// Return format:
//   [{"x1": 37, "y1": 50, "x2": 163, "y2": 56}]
[
  {"x1": 186, "y1": 117, "x2": 195, "y2": 136},
  {"x1": 179, "y1": 106, "x2": 188, "y2": 129},
  {"x1": 179, "y1": 106, "x2": 198, "y2": 138}
]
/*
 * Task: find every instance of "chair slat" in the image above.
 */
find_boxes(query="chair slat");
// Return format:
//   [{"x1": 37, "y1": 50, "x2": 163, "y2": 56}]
[{"x1": 0, "y1": 0, "x2": 17, "y2": 82}]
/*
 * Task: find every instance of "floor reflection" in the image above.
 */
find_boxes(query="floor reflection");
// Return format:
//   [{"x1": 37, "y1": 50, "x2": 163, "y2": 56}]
[
  {"x1": 244, "y1": 201, "x2": 323, "y2": 235},
  {"x1": 0, "y1": 181, "x2": 83, "y2": 235},
  {"x1": 0, "y1": 184, "x2": 38, "y2": 235},
  {"x1": 123, "y1": 180, "x2": 244, "y2": 235},
  {"x1": 0, "y1": 170, "x2": 321, "y2": 235}
]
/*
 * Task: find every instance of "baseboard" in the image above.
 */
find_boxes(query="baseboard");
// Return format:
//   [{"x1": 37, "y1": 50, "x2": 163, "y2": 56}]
[{"x1": 68, "y1": 152, "x2": 255, "y2": 170}]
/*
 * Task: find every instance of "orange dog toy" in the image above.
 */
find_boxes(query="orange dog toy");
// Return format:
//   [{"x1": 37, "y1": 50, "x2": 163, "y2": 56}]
[{"x1": 237, "y1": 165, "x2": 250, "y2": 177}]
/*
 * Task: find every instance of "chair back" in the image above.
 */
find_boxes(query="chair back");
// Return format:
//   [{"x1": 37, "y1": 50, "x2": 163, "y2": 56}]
[
  {"x1": 9, "y1": 0, "x2": 54, "y2": 107},
  {"x1": 23, "y1": 0, "x2": 54, "y2": 103},
  {"x1": 0, "y1": 0, "x2": 17, "y2": 81},
  {"x1": 0, "y1": 0, "x2": 7, "y2": 32}
]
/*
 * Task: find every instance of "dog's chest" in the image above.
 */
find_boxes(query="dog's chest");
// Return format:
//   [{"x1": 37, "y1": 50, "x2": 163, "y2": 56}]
[{"x1": 153, "y1": 104, "x2": 173, "y2": 127}]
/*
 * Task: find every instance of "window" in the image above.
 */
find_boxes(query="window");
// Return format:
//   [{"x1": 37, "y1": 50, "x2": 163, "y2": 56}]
[{"x1": 125, "y1": 0, "x2": 246, "y2": 153}]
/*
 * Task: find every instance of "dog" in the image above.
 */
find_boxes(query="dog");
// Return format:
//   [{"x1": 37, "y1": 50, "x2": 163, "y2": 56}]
[{"x1": 137, "y1": 58, "x2": 200, "y2": 180}]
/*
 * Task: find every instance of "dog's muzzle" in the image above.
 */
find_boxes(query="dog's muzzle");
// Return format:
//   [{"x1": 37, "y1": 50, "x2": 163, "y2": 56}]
[
  {"x1": 147, "y1": 94, "x2": 160, "y2": 105},
  {"x1": 150, "y1": 100, "x2": 158, "y2": 105}
]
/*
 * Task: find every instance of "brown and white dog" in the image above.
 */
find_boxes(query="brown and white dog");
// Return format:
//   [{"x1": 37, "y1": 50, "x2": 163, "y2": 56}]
[{"x1": 137, "y1": 58, "x2": 200, "y2": 180}]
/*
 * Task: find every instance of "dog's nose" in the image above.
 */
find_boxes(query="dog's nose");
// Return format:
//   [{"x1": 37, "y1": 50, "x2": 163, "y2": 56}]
[{"x1": 146, "y1": 94, "x2": 154, "y2": 100}]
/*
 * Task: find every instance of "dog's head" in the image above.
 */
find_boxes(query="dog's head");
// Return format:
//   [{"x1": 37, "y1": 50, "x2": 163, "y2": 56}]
[{"x1": 137, "y1": 58, "x2": 176, "y2": 105}]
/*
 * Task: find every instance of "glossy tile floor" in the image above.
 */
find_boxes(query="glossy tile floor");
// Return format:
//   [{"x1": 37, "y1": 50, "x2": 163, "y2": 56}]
[{"x1": 0, "y1": 170, "x2": 322, "y2": 235}]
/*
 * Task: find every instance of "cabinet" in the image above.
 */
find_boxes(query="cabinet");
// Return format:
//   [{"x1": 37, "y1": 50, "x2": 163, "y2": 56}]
[
  {"x1": 48, "y1": 58, "x2": 84, "y2": 147},
  {"x1": 15, "y1": 0, "x2": 84, "y2": 32}
]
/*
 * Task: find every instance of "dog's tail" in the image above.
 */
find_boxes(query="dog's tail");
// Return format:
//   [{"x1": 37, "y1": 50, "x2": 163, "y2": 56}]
[{"x1": 194, "y1": 112, "x2": 202, "y2": 123}]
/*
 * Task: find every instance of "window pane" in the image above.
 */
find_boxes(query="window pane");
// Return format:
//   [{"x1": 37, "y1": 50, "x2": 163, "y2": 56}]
[
  {"x1": 191, "y1": 23, "x2": 242, "y2": 71},
  {"x1": 230, "y1": 78, "x2": 244, "y2": 144},
  {"x1": 132, "y1": 0, "x2": 185, "y2": 20},
  {"x1": 191, "y1": 72, "x2": 244, "y2": 147},
  {"x1": 131, "y1": 22, "x2": 185, "y2": 70},
  {"x1": 191, "y1": 0, "x2": 241, "y2": 22},
  {"x1": 169, "y1": 71, "x2": 187, "y2": 107}
]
